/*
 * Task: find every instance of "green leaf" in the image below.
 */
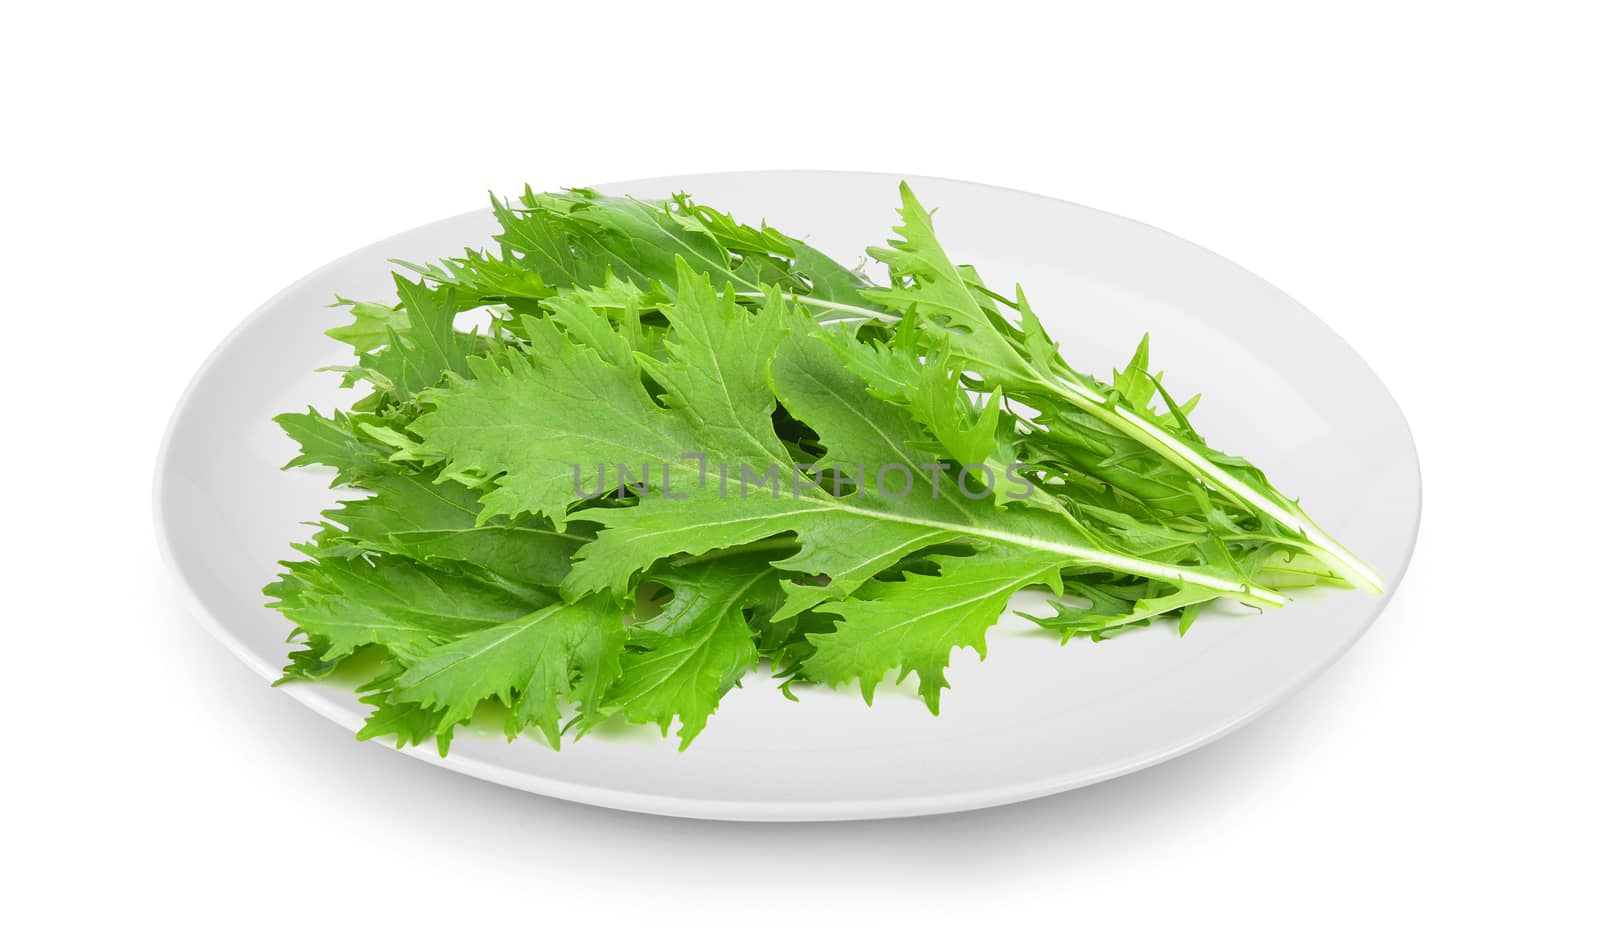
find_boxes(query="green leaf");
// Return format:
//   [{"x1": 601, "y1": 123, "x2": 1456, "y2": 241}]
[
  {"x1": 1020, "y1": 577, "x2": 1223, "y2": 643},
  {"x1": 408, "y1": 310, "x2": 692, "y2": 528},
  {"x1": 350, "y1": 275, "x2": 478, "y2": 404},
  {"x1": 274, "y1": 407, "x2": 390, "y2": 486},
  {"x1": 269, "y1": 555, "x2": 550, "y2": 666},
  {"x1": 326, "y1": 298, "x2": 409, "y2": 353},
  {"x1": 398, "y1": 246, "x2": 554, "y2": 312},
  {"x1": 804, "y1": 547, "x2": 1066, "y2": 712},
  {"x1": 315, "y1": 471, "x2": 585, "y2": 592},
  {"x1": 823, "y1": 324, "x2": 1019, "y2": 483},
  {"x1": 603, "y1": 560, "x2": 777, "y2": 748},
  {"x1": 356, "y1": 696, "x2": 454, "y2": 754},
  {"x1": 382, "y1": 594, "x2": 624, "y2": 748}
]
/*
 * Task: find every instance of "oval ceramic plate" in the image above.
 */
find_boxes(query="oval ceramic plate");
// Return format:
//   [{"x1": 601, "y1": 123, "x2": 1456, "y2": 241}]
[{"x1": 155, "y1": 171, "x2": 1420, "y2": 820}]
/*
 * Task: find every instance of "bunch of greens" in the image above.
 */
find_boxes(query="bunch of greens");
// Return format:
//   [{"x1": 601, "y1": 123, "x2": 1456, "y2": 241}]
[{"x1": 267, "y1": 183, "x2": 1379, "y2": 752}]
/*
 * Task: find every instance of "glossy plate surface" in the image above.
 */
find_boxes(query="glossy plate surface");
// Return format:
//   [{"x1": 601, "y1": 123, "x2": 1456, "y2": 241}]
[{"x1": 155, "y1": 171, "x2": 1421, "y2": 820}]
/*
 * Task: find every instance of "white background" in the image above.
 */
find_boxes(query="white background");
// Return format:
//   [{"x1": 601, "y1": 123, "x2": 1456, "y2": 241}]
[{"x1": 6, "y1": 1, "x2": 1596, "y2": 947}]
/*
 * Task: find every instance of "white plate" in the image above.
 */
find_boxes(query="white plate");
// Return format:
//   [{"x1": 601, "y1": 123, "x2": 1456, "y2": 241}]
[{"x1": 155, "y1": 171, "x2": 1420, "y2": 821}]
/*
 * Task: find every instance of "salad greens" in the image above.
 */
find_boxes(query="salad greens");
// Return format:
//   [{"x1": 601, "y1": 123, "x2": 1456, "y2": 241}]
[{"x1": 267, "y1": 183, "x2": 1379, "y2": 752}]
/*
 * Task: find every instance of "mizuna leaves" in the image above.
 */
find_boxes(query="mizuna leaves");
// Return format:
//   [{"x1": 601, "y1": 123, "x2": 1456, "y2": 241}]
[{"x1": 266, "y1": 181, "x2": 1377, "y2": 752}]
